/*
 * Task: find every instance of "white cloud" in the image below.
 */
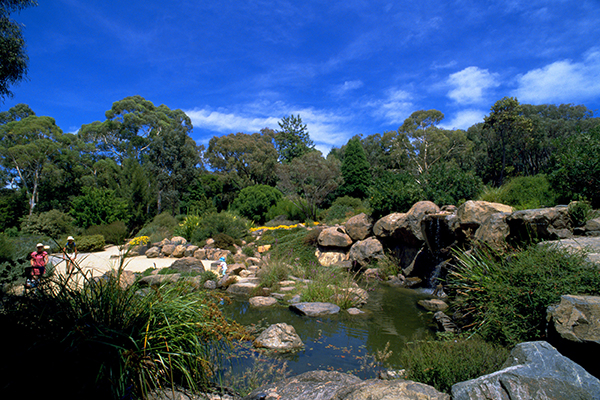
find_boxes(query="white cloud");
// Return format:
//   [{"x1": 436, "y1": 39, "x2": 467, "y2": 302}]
[
  {"x1": 512, "y1": 49, "x2": 600, "y2": 104},
  {"x1": 332, "y1": 80, "x2": 364, "y2": 96},
  {"x1": 440, "y1": 109, "x2": 486, "y2": 130},
  {"x1": 447, "y1": 67, "x2": 500, "y2": 105},
  {"x1": 185, "y1": 102, "x2": 353, "y2": 148},
  {"x1": 367, "y1": 88, "x2": 414, "y2": 125},
  {"x1": 184, "y1": 108, "x2": 279, "y2": 134}
]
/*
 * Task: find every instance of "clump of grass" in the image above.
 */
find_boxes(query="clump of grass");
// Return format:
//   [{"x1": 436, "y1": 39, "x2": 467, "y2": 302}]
[
  {"x1": 301, "y1": 267, "x2": 361, "y2": 309},
  {"x1": 447, "y1": 244, "x2": 600, "y2": 345},
  {"x1": 257, "y1": 259, "x2": 290, "y2": 289},
  {"x1": 0, "y1": 257, "x2": 244, "y2": 399},
  {"x1": 399, "y1": 335, "x2": 509, "y2": 394}
]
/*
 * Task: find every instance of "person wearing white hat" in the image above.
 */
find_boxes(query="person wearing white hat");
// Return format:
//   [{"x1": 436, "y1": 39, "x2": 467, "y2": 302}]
[
  {"x1": 63, "y1": 236, "x2": 78, "y2": 274},
  {"x1": 28, "y1": 243, "x2": 48, "y2": 289}
]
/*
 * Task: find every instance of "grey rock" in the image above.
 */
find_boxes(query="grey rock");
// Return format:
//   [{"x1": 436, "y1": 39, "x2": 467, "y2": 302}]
[
  {"x1": 184, "y1": 245, "x2": 199, "y2": 257},
  {"x1": 344, "y1": 213, "x2": 373, "y2": 241},
  {"x1": 171, "y1": 244, "x2": 187, "y2": 258},
  {"x1": 507, "y1": 206, "x2": 572, "y2": 243},
  {"x1": 170, "y1": 257, "x2": 206, "y2": 273},
  {"x1": 249, "y1": 296, "x2": 278, "y2": 307},
  {"x1": 433, "y1": 311, "x2": 458, "y2": 333},
  {"x1": 473, "y1": 212, "x2": 511, "y2": 252},
  {"x1": 253, "y1": 323, "x2": 303, "y2": 351},
  {"x1": 347, "y1": 307, "x2": 365, "y2": 315},
  {"x1": 289, "y1": 302, "x2": 340, "y2": 316},
  {"x1": 161, "y1": 244, "x2": 176, "y2": 256},
  {"x1": 138, "y1": 273, "x2": 181, "y2": 287},
  {"x1": 418, "y1": 299, "x2": 449, "y2": 312},
  {"x1": 547, "y1": 295, "x2": 600, "y2": 344},
  {"x1": 226, "y1": 278, "x2": 260, "y2": 295},
  {"x1": 203, "y1": 280, "x2": 217, "y2": 290},
  {"x1": 455, "y1": 200, "x2": 514, "y2": 232},
  {"x1": 243, "y1": 370, "x2": 448, "y2": 400},
  {"x1": 348, "y1": 237, "x2": 384, "y2": 268},
  {"x1": 451, "y1": 341, "x2": 600, "y2": 400},
  {"x1": 318, "y1": 226, "x2": 353, "y2": 248},
  {"x1": 170, "y1": 236, "x2": 187, "y2": 245},
  {"x1": 316, "y1": 247, "x2": 349, "y2": 267},
  {"x1": 539, "y1": 236, "x2": 600, "y2": 266},
  {"x1": 145, "y1": 246, "x2": 161, "y2": 258}
]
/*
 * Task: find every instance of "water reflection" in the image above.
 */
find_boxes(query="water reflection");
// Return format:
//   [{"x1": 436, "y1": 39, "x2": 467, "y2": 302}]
[{"x1": 221, "y1": 285, "x2": 434, "y2": 379}]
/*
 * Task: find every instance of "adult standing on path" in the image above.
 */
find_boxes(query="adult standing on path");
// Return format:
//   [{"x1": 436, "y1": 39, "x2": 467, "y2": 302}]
[
  {"x1": 63, "y1": 236, "x2": 77, "y2": 274},
  {"x1": 28, "y1": 243, "x2": 48, "y2": 289}
]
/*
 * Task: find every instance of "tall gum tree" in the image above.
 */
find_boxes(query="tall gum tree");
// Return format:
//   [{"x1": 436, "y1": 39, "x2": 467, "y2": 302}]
[{"x1": 0, "y1": 114, "x2": 64, "y2": 215}]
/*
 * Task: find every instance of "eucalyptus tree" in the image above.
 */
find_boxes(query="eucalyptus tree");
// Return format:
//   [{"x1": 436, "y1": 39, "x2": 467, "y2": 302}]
[
  {"x1": 0, "y1": 0, "x2": 37, "y2": 101},
  {"x1": 205, "y1": 129, "x2": 278, "y2": 189},
  {"x1": 0, "y1": 114, "x2": 65, "y2": 215}
]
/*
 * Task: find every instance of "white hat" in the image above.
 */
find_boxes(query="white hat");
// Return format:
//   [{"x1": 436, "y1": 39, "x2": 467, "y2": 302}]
[
  {"x1": 36, "y1": 243, "x2": 44, "y2": 247},
  {"x1": 67, "y1": 236, "x2": 74, "y2": 241}
]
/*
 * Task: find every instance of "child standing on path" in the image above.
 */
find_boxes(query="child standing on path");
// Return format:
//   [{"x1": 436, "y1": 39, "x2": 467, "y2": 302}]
[
  {"x1": 27, "y1": 243, "x2": 48, "y2": 289},
  {"x1": 63, "y1": 236, "x2": 77, "y2": 274}
]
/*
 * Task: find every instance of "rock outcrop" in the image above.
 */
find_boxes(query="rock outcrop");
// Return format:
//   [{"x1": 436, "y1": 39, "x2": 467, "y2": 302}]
[
  {"x1": 289, "y1": 302, "x2": 341, "y2": 316},
  {"x1": 451, "y1": 341, "x2": 600, "y2": 400},
  {"x1": 243, "y1": 370, "x2": 449, "y2": 400}
]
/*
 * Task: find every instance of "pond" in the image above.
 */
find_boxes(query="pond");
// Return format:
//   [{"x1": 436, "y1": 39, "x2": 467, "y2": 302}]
[{"x1": 219, "y1": 285, "x2": 436, "y2": 384}]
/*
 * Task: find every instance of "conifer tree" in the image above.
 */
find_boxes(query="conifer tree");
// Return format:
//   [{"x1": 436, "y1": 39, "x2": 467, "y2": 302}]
[{"x1": 339, "y1": 137, "x2": 370, "y2": 199}]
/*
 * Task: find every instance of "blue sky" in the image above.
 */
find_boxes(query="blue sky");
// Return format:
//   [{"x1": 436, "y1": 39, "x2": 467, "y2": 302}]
[{"x1": 4, "y1": 0, "x2": 600, "y2": 155}]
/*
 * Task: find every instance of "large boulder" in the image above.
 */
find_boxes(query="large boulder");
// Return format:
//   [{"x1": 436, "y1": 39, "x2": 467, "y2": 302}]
[
  {"x1": 507, "y1": 206, "x2": 572, "y2": 243},
  {"x1": 473, "y1": 212, "x2": 511, "y2": 251},
  {"x1": 348, "y1": 237, "x2": 384, "y2": 268},
  {"x1": 289, "y1": 302, "x2": 340, "y2": 317},
  {"x1": 451, "y1": 341, "x2": 600, "y2": 400},
  {"x1": 373, "y1": 201, "x2": 440, "y2": 247},
  {"x1": 539, "y1": 236, "x2": 600, "y2": 266},
  {"x1": 170, "y1": 257, "x2": 206, "y2": 273},
  {"x1": 160, "y1": 244, "x2": 176, "y2": 256},
  {"x1": 226, "y1": 277, "x2": 260, "y2": 295},
  {"x1": 138, "y1": 273, "x2": 181, "y2": 287},
  {"x1": 253, "y1": 323, "x2": 303, "y2": 351},
  {"x1": 316, "y1": 248, "x2": 348, "y2": 267},
  {"x1": 454, "y1": 201, "x2": 513, "y2": 233},
  {"x1": 345, "y1": 213, "x2": 373, "y2": 241},
  {"x1": 547, "y1": 295, "x2": 600, "y2": 344},
  {"x1": 171, "y1": 244, "x2": 187, "y2": 258},
  {"x1": 318, "y1": 226, "x2": 353, "y2": 248},
  {"x1": 249, "y1": 296, "x2": 278, "y2": 307},
  {"x1": 170, "y1": 236, "x2": 187, "y2": 245},
  {"x1": 243, "y1": 370, "x2": 448, "y2": 400}
]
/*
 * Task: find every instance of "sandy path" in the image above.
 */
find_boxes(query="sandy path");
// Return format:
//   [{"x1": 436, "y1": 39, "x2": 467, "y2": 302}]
[{"x1": 49, "y1": 246, "x2": 214, "y2": 277}]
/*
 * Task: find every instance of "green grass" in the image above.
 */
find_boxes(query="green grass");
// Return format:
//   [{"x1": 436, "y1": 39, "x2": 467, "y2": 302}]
[{"x1": 400, "y1": 335, "x2": 509, "y2": 394}]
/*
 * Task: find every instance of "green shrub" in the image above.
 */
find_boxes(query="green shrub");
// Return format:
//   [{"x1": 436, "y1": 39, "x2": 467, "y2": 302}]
[
  {"x1": 137, "y1": 212, "x2": 180, "y2": 242},
  {"x1": 198, "y1": 270, "x2": 218, "y2": 285},
  {"x1": 231, "y1": 185, "x2": 283, "y2": 224},
  {"x1": 479, "y1": 174, "x2": 556, "y2": 210},
  {"x1": 568, "y1": 201, "x2": 593, "y2": 227},
  {"x1": 400, "y1": 336, "x2": 509, "y2": 393},
  {"x1": 213, "y1": 232, "x2": 237, "y2": 252},
  {"x1": 265, "y1": 197, "x2": 305, "y2": 223},
  {"x1": 70, "y1": 186, "x2": 129, "y2": 229},
  {"x1": 76, "y1": 234, "x2": 106, "y2": 252},
  {"x1": 448, "y1": 245, "x2": 600, "y2": 346},
  {"x1": 242, "y1": 246, "x2": 255, "y2": 257},
  {"x1": 84, "y1": 221, "x2": 128, "y2": 245},
  {"x1": 421, "y1": 163, "x2": 482, "y2": 206},
  {"x1": 191, "y1": 211, "x2": 250, "y2": 243},
  {"x1": 368, "y1": 171, "x2": 422, "y2": 219},
  {"x1": 20, "y1": 209, "x2": 75, "y2": 238},
  {"x1": 174, "y1": 214, "x2": 201, "y2": 241},
  {"x1": 322, "y1": 196, "x2": 370, "y2": 223}
]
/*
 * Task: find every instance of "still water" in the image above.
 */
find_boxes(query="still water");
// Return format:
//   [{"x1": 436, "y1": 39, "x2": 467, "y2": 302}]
[{"x1": 220, "y1": 286, "x2": 435, "y2": 380}]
